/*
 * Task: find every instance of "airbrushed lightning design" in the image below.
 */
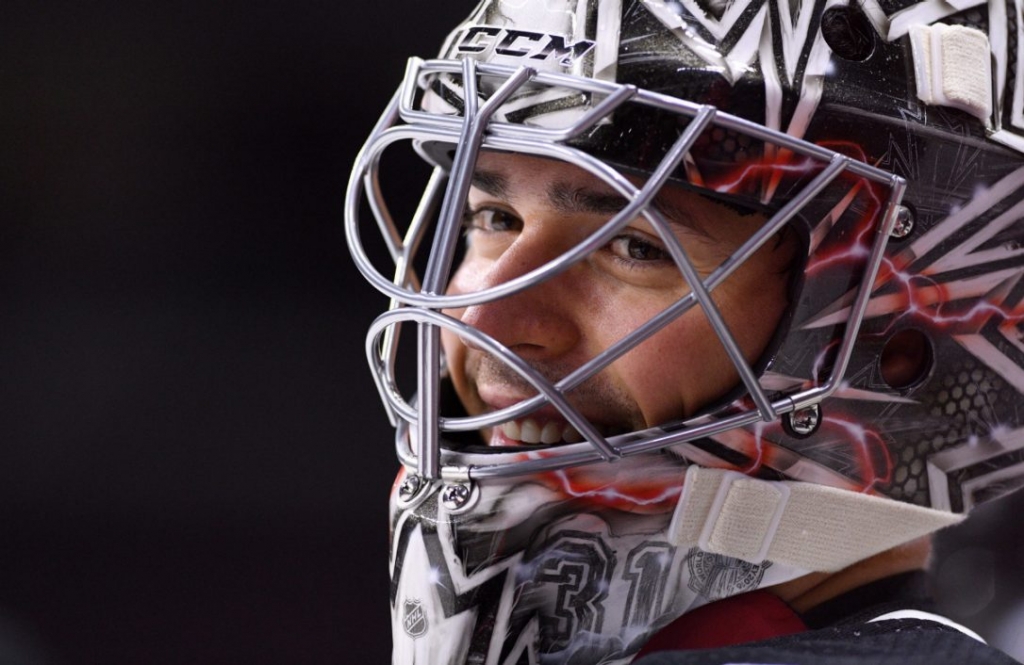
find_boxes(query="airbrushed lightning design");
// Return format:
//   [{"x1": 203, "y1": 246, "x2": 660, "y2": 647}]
[{"x1": 717, "y1": 139, "x2": 1024, "y2": 511}]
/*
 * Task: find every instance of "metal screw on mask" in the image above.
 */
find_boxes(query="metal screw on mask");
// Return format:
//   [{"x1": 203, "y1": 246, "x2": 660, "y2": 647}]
[
  {"x1": 890, "y1": 205, "x2": 915, "y2": 239},
  {"x1": 398, "y1": 475, "x2": 424, "y2": 503},
  {"x1": 441, "y1": 482, "x2": 475, "y2": 512},
  {"x1": 784, "y1": 404, "x2": 822, "y2": 438}
]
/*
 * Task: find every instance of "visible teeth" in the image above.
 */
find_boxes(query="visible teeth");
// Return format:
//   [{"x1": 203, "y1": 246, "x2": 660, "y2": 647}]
[
  {"x1": 500, "y1": 420, "x2": 521, "y2": 440},
  {"x1": 562, "y1": 424, "x2": 584, "y2": 443},
  {"x1": 540, "y1": 421, "x2": 562, "y2": 444},
  {"x1": 498, "y1": 417, "x2": 590, "y2": 445},
  {"x1": 520, "y1": 418, "x2": 542, "y2": 444}
]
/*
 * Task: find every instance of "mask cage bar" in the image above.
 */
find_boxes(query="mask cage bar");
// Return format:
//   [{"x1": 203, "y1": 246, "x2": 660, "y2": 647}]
[
  {"x1": 400, "y1": 56, "x2": 641, "y2": 143},
  {"x1": 399, "y1": 58, "x2": 899, "y2": 182},
  {"x1": 369, "y1": 153, "x2": 870, "y2": 479},
  {"x1": 349, "y1": 59, "x2": 899, "y2": 309},
  {"x1": 345, "y1": 58, "x2": 907, "y2": 481},
  {"x1": 448, "y1": 173, "x2": 906, "y2": 480},
  {"x1": 415, "y1": 59, "x2": 543, "y2": 477},
  {"x1": 369, "y1": 148, "x2": 855, "y2": 433}
]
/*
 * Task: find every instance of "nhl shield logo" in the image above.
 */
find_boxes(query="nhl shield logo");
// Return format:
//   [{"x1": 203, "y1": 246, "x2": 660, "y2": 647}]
[{"x1": 402, "y1": 599, "x2": 428, "y2": 638}]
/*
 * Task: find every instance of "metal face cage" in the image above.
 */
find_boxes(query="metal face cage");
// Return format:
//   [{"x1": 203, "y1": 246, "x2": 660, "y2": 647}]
[{"x1": 345, "y1": 56, "x2": 906, "y2": 483}]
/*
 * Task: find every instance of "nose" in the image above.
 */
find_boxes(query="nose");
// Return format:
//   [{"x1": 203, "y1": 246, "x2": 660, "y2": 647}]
[{"x1": 451, "y1": 233, "x2": 583, "y2": 361}]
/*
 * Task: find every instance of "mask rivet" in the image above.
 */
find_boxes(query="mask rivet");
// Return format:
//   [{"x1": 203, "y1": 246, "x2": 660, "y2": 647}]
[
  {"x1": 784, "y1": 404, "x2": 822, "y2": 438},
  {"x1": 441, "y1": 482, "x2": 473, "y2": 511},
  {"x1": 890, "y1": 205, "x2": 914, "y2": 239},
  {"x1": 398, "y1": 475, "x2": 423, "y2": 502}
]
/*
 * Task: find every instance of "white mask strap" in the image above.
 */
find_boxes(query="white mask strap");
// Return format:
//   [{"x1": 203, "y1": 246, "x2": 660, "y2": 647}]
[{"x1": 669, "y1": 466, "x2": 964, "y2": 572}]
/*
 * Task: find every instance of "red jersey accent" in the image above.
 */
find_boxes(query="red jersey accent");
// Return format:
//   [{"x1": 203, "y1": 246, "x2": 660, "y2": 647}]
[{"x1": 633, "y1": 590, "x2": 808, "y2": 660}]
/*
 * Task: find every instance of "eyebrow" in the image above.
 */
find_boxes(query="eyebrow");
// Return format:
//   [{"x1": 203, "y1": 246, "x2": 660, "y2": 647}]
[
  {"x1": 470, "y1": 169, "x2": 702, "y2": 231},
  {"x1": 470, "y1": 170, "x2": 509, "y2": 199},
  {"x1": 470, "y1": 169, "x2": 625, "y2": 214},
  {"x1": 549, "y1": 182, "x2": 630, "y2": 215}
]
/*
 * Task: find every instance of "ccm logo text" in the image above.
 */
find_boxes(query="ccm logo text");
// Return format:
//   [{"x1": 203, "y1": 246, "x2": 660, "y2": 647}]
[{"x1": 456, "y1": 26, "x2": 595, "y2": 65}]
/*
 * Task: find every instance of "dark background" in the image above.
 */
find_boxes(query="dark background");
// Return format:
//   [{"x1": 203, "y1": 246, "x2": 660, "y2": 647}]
[{"x1": 0, "y1": 2, "x2": 1021, "y2": 664}]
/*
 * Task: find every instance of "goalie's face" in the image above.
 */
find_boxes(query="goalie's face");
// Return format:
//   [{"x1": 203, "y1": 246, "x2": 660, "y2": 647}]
[{"x1": 442, "y1": 152, "x2": 799, "y2": 447}]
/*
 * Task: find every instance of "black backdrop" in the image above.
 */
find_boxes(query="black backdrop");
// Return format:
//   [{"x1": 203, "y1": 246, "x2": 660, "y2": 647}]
[{"x1": 1, "y1": 3, "x2": 1022, "y2": 664}]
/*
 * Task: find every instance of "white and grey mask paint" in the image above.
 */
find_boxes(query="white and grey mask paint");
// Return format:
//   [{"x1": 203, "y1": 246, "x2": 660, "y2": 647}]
[{"x1": 388, "y1": 449, "x2": 806, "y2": 665}]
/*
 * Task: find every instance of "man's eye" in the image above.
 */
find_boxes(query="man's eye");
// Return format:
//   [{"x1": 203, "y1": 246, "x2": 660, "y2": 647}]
[
  {"x1": 463, "y1": 208, "x2": 522, "y2": 233},
  {"x1": 608, "y1": 235, "x2": 670, "y2": 264}
]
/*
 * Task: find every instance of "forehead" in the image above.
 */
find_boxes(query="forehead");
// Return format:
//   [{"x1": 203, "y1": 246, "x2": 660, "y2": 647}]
[
  {"x1": 468, "y1": 151, "x2": 757, "y2": 228},
  {"x1": 472, "y1": 151, "x2": 611, "y2": 193},
  {"x1": 471, "y1": 151, "x2": 630, "y2": 215}
]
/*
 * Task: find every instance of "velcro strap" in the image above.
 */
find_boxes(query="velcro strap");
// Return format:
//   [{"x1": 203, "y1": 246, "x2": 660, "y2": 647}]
[
  {"x1": 909, "y1": 23, "x2": 992, "y2": 121},
  {"x1": 669, "y1": 467, "x2": 964, "y2": 572}
]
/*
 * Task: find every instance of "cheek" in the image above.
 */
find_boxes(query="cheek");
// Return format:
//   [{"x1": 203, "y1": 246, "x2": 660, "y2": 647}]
[
  {"x1": 582, "y1": 287, "x2": 724, "y2": 424},
  {"x1": 592, "y1": 265, "x2": 792, "y2": 426},
  {"x1": 439, "y1": 330, "x2": 460, "y2": 388},
  {"x1": 440, "y1": 322, "x2": 464, "y2": 370},
  {"x1": 721, "y1": 255, "x2": 793, "y2": 354},
  {"x1": 441, "y1": 266, "x2": 473, "y2": 401},
  {"x1": 612, "y1": 312, "x2": 728, "y2": 424},
  {"x1": 446, "y1": 258, "x2": 476, "y2": 296},
  {"x1": 442, "y1": 258, "x2": 477, "y2": 362}
]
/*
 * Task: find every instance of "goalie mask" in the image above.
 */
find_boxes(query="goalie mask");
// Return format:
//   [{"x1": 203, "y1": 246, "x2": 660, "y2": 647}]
[{"x1": 345, "y1": 1, "x2": 1024, "y2": 663}]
